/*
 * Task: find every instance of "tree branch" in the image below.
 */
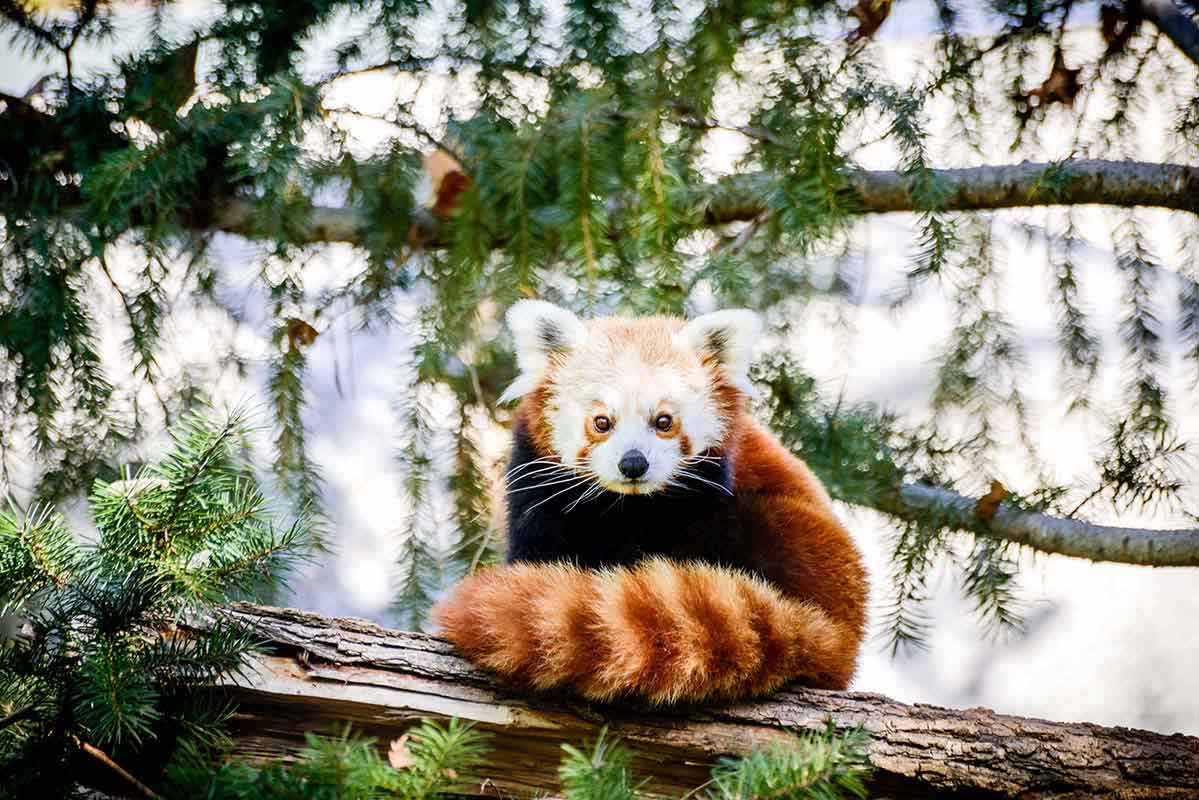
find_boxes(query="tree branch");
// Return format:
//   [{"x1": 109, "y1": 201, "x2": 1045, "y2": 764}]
[
  {"x1": 876, "y1": 482, "x2": 1199, "y2": 567},
  {"x1": 210, "y1": 603, "x2": 1199, "y2": 800},
  {"x1": 210, "y1": 160, "x2": 1199, "y2": 247},
  {"x1": 0, "y1": 704, "x2": 34, "y2": 732},
  {"x1": 1137, "y1": 0, "x2": 1199, "y2": 67},
  {"x1": 73, "y1": 736, "x2": 161, "y2": 800},
  {"x1": 706, "y1": 160, "x2": 1199, "y2": 221}
]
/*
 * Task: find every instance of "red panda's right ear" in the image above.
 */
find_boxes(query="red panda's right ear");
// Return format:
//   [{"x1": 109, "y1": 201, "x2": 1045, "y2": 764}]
[{"x1": 498, "y1": 300, "x2": 588, "y2": 404}]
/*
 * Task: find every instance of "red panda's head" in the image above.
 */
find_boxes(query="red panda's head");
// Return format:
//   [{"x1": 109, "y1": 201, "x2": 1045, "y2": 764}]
[{"x1": 500, "y1": 300, "x2": 761, "y2": 495}]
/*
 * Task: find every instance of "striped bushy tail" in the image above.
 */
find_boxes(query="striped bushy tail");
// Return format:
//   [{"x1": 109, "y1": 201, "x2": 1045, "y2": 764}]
[{"x1": 432, "y1": 558, "x2": 858, "y2": 705}]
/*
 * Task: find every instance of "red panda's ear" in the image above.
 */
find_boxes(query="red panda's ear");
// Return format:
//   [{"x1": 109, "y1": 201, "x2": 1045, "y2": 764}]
[
  {"x1": 498, "y1": 300, "x2": 588, "y2": 404},
  {"x1": 678, "y1": 309, "x2": 763, "y2": 395}
]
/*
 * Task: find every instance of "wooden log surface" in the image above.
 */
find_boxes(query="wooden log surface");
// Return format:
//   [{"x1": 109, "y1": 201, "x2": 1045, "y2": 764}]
[{"x1": 212, "y1": 603, "x2": 1199, "y2": 800}]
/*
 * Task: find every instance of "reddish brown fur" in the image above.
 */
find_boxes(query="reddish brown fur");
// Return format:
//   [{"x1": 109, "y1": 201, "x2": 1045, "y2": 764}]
[
  {"x1": 520, "y1": 385, "x2": 557, "y2": 456},
  {"x1": 434, "y1": 354, "x2": 868, "y2": 704},
  {"x1": 433, "y1": 558, "x2": 855, "y2": 703},
  {"x1": 729, "y1": 416, "x2": 868, "y2": 648}
]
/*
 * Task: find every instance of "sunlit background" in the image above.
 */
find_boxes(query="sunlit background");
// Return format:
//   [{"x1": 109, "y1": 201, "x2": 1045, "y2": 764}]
[{"x1": 3, "y1": 0, "x2": 1198, "y2": 736}]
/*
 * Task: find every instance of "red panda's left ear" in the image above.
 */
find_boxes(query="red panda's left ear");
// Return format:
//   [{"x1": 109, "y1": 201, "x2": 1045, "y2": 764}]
[{"x1": 678, "y1": 309, "x2": 763, "y2": 395}]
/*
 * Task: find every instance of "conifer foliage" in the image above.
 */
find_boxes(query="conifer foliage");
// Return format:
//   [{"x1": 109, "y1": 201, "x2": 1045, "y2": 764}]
[
  {"x1": 559, "y1": 726, "x2": 870, "y2": 800},
  {"x1": 168, "y1": 720, "x2": 493, "y2": 800},
  {"x1": 0, "y1": 410, "x2": 315, "y2": 798},
  {"x1": 173, "y1": 722, "x2": 870, "y2": 800}
]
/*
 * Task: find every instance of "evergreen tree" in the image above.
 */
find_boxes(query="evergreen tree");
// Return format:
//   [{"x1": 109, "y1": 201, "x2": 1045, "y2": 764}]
[
  {"x1": 2, "y1": 0, "x2": 1198, "y2": 641},
  {"x1": 0, "y1": 410, "x2": 315, "y2": 798}
]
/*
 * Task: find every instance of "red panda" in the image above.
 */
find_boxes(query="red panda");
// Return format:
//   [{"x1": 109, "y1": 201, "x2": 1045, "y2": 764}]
[{"x1": 433, "y1": 301, "x2": 868, "y2": 704}]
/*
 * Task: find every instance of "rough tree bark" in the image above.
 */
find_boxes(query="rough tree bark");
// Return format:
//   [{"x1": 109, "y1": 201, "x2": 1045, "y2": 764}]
[{"x1": 211, "y1": 603, "x2": 1199, "y2": 800}]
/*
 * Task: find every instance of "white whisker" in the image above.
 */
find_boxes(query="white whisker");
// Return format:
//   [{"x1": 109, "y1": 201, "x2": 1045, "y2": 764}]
[
  {"x1": 600, "y1": 493, "x2": 624, "y2": 515},
  {"x1": 676, "y1": 469, "x2": 734, "y2": 496},
  {"x1": 510, "y1": 462, "x2": 568, "y2": 478},
  {"x1": 506, "y1": 457, "x2": 562, "y2": 478},
  {"x1": 565, "y1": 482, "x2": 604, "y2": 513},
  {"x1": 507, "y1": 463, "x2": 573, "y2": 487},
  {"x1": 523, "y1": 476, "x2": 596, "y2": 515},
  {"x1": 506, "y1": 456, "x2": 556, "y2": 474},
  {"x1": 509, "y1": 473, "x2": 593, "y2": 494}
]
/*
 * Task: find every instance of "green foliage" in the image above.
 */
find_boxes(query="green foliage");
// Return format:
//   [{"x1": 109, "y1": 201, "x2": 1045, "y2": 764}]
[
  {"x1": 708, "y1": 725, "x2": 871, "y2": 800},
  {"x1": 168, "y1": 719, "x2": 869, "y2": 800},
  {"x1": 168, "y1": 720, "x2": 490, "y2": 800},
  {"x1": 559, "y1": 729, "x2": 644, "y2": 800},
  {"x1": 754, "y1": 353, "x2": 1028, "y2": 649},
  {"x1": 558, "y1": 725, "x2": 871, "y2": 800},
  {"x1": 2, "y1": 0, "x2": 1198, "y2": 650},
  {"x1": 0, "y1": 410, "x2": 314, "y2": 797}
]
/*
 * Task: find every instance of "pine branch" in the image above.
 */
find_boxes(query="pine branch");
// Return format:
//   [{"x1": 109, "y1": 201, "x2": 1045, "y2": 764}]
[
  {"x1": 1, "y1": 411, "x2": 314, "y2": 793},
  {"x1": 97, "y1": 251, "x2": 172, "y2": 423},
  {"x1": 0, "y1": 1, "x2": 64, "y2": 53},
  {"x1": 160, "y1": 421, "x2": 238, "y2": 534},
  {"x1": 707, "y1": 725, "x2": 870, "y2": 800}
]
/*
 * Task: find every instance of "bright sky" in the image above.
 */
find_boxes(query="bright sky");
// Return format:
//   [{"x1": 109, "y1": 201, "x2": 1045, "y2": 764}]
[{"x1": 4, "y1": 0, "x2": 1198, "y2": 736}]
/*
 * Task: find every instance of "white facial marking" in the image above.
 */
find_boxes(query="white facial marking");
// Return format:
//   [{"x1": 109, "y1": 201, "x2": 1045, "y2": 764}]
[
  {"x1": 547, "y1": 328, "x2": 725, "y2": 495},
  {"x1": 501, "y1": 303, "x2": 761, "y2": 496}
]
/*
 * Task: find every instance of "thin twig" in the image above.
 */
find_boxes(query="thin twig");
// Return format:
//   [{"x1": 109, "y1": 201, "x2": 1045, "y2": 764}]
[
  {"x1": 74, "y1": 736, "x2": 161, "y2": 800},
  {"x1": 0, "y1": 704, "x2": 35, "y2": 732},
  {"x1": 1067, "y1": 485, "x2": 1107, "y2": 518},
  {"x1": 723, "y1": 210, "x2": 771, "y2": 255}
]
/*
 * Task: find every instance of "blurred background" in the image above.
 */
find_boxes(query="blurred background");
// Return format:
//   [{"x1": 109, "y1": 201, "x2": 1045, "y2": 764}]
[{"x1": 2, "y1": 0, "x2": 1198, "y2": 737}]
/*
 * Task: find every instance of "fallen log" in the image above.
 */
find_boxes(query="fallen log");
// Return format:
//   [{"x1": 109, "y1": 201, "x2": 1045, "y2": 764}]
[{"x1": 213, "y1": 603, "x2": 1199, "y2": 800}]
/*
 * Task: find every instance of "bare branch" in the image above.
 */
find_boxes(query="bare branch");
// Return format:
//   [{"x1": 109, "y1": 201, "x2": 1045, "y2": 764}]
[
  {"x1": 74, "y1": 736, "x2": 160, "y2": 800},
  {"x1": 0, "y1": 704, "x2": 34, "y2": 732},
  {"x1": 210, "y1": 159, "x2": 1199, "y2": 247},
  {"x1": 876, "y1": 482, "x2": 1199, "y2": 567},
  {"x1": 707, "y1": 160, "x2": 1199, "y2": 221}
]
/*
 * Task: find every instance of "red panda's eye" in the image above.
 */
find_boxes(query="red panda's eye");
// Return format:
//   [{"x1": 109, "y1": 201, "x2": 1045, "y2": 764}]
[
  {"x1": 593, "y1": 416, "x2": 612, "y2": 433},
  {"x1": 655, "y1": 414, "x2": 673, "y2": 432}
]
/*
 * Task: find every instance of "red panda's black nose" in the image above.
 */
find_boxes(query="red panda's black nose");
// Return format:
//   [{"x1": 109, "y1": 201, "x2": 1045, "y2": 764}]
[{"x1": 618, "y1": 450, "x2": 649, "y2": 479}]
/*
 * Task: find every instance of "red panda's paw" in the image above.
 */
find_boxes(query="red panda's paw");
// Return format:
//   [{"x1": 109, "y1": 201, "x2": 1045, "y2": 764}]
[{"x1": 432, "y1": 559, "x2": 859, "y2": 704}]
